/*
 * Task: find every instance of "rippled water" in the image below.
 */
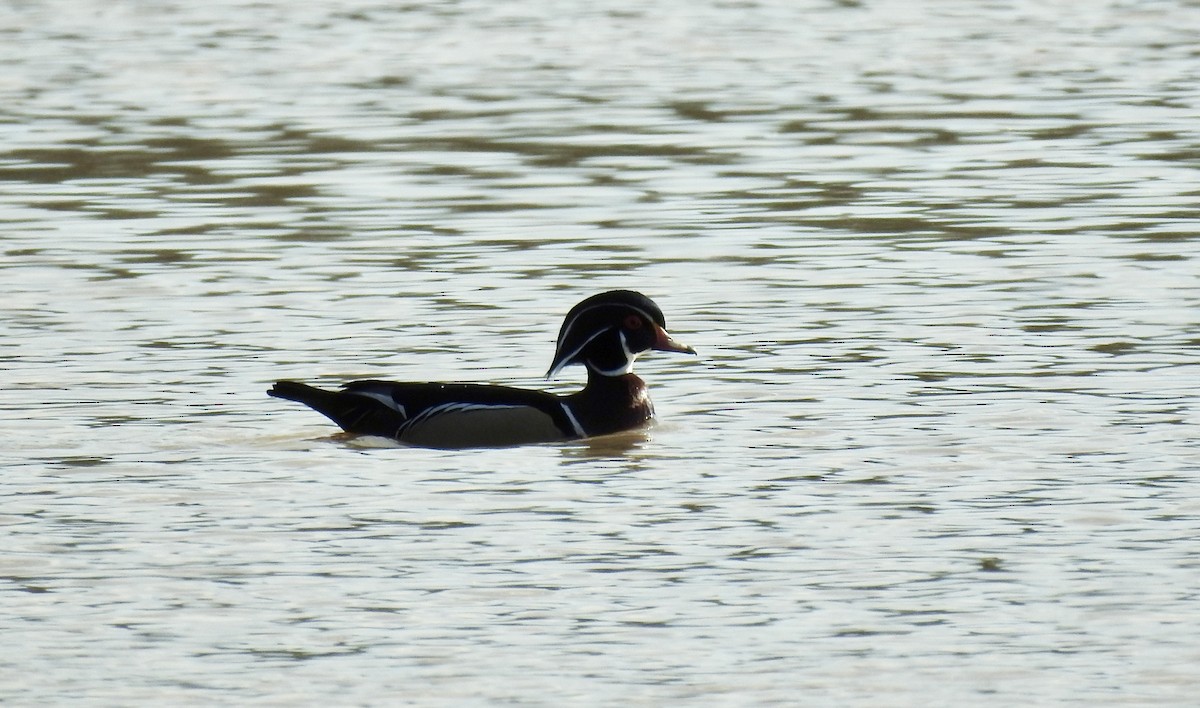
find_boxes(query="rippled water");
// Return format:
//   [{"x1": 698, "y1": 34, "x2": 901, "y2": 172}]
[{"x1": 3, "y1": 0, "x2": 1199, "y2": 704}]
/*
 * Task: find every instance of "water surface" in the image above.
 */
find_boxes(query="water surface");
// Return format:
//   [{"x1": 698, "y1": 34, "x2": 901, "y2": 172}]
[{"x1": 3, "y1": 1, "x2": 1198, "y2": 705}]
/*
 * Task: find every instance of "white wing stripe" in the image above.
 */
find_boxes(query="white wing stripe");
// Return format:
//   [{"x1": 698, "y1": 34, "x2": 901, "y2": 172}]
[
  {"x1": 402, "y1": 402, "x2": 523, "y2": 431},
  {"x1": 350, "y1": 390, "x2": 407, "y2": 418}
]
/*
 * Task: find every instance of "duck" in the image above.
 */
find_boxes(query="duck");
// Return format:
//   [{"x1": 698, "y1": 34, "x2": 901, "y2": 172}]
[{"x1": 268, "y1": 289, "x2": 695, "y2": 448}]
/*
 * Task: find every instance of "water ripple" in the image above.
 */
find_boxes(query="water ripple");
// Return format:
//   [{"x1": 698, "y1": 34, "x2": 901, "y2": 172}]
[{"x1": 3, "y1": 0, "x2": 1199, "y2": 705}]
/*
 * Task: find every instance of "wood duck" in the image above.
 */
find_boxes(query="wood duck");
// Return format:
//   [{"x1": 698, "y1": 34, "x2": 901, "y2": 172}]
[{"x1": 268, "y1": 290, "x2": 695, "y2": 448}]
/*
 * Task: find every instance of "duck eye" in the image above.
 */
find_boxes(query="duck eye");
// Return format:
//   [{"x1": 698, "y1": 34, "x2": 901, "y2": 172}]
[{"x1": 624, "y1": 315, "x2": 643, "y2": 330}]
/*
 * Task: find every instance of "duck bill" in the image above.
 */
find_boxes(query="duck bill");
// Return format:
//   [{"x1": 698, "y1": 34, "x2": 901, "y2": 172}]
[{"x1": 653, "y1": 326, "x2": 696, "y2": 355}]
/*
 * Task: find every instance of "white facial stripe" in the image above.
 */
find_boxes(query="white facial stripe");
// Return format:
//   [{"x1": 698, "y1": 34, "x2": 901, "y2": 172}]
[
  {"x1": 548, "y1": 325, "x2": 614, "y2": 378},
  {"x1": 556, "y1": 303, "x2": 661, "y2": 350}
]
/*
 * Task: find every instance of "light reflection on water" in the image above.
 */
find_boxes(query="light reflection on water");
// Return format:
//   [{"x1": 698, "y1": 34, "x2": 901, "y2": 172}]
[{"x1": 3, "y1": 0, "x2": 1199, "y2": 704}]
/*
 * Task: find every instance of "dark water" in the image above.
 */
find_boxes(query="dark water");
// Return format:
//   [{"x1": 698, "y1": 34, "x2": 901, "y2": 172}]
[{"x1": 3, "y1": 1, "x2": 1199, "y2": 704}]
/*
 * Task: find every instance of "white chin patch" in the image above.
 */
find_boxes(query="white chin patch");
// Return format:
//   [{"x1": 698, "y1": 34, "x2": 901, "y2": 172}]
[
  {"x1": 591, "y1": 331, "x2": 639, "y2": 376},
  {"x1": 592, "y1": 360, "x2": 635, "y2": 376}
]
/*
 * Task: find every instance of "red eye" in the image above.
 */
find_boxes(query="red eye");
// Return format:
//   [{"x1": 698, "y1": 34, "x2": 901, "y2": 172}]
[{"x1": 624, "y1": 315, "x2": 643, "y2": 329}]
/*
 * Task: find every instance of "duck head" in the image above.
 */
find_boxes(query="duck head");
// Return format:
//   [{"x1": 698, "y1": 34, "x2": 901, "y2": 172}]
[{"x1": 546, "y1": 290, "x2": 695, "y2": 379}]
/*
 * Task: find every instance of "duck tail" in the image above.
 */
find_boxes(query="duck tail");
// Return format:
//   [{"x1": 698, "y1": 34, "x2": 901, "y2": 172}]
[
  {"x1": 268, "y1": 381, "x2": 378, "y2": 434},
  {"x1": 269, "y1": 380, "x2": 334, "y2": 406}
]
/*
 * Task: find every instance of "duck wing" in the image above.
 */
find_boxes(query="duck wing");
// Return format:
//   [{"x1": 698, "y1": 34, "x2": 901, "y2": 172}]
[{"x1": 269, "y1": 380, "x2": 579, "y2": 448}]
